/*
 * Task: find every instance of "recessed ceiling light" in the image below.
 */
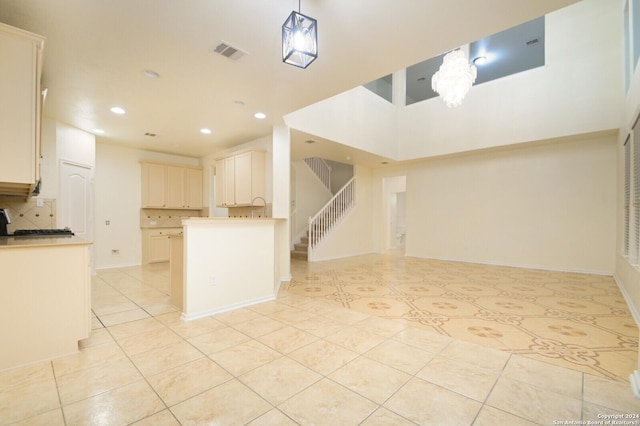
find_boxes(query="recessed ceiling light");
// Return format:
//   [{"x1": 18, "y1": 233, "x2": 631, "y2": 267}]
[
  {"x1": 110, "y1": 106, "x2": 126, "y2": 114},
  {"x1": 473, "y1": 56, "x2": 488, "y2": 65},
  {"x1": 200, "y1": 128, "x2": 212, "y2": 134},
  {"x1": 254, "y1": 112, "x2": 266, "y2": 119},
  {"x1": 143, "y1": 70, "x2": 160, "y2": 79}
]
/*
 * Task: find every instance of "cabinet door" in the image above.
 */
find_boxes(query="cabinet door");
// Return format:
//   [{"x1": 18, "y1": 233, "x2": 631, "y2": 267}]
[
  {"x1": 185, "y1": 168, "x2": 203, "y2": 209},
  {"x1": 166, "y1": 166, "x2": 185, "y2": 208},
  {"x1": 0, "y1": 26, "x2": 41, "y2": 185},
  {"x1": 215, "y1": 159, "x2": 226, "y2": 207},
  {"x1": 149, "y1": 233, "x2": 171, "y2": 263},
  {"x1": 142, "y1": 163, "x2": 167, "y2": 208},
  {"x1": 224, "y1": 156, "x2": 236, "y2": 206},
  {"x1": 234, "y1": 151, "x2": 252, "y2": 205}
]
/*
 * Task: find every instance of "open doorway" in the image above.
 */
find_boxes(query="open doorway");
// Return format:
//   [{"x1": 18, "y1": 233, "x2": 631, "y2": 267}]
[{"x1": 382, "y1": 176, "x2": 406, "y2": 250}]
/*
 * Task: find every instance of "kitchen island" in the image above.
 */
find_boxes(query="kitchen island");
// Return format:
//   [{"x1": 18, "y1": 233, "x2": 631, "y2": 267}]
[
  {"x1": 178, "y1": 217, "x2": 287, "y2": 320},
  {"x1": 0, "y1": 236, "x2": 91, "y2": 371}
]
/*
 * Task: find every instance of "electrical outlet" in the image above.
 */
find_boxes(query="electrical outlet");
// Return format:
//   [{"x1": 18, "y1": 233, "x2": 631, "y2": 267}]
[
  {"x1": 106, "y1": 220, "x2": 110, "y2": 226},
  {"x1": 111, "y1": 249, "x2": 119, "y2": 255}
]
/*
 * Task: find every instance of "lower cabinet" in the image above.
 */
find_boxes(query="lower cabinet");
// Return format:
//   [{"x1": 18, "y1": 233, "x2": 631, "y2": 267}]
[{"x1": 142, "y1": 228, "x2": 182, "y2": 264}]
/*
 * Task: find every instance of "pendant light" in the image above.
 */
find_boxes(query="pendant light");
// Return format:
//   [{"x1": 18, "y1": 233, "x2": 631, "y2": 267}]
[{"x1": 282, "y1": 0, "x2": 318, "y2": 69}]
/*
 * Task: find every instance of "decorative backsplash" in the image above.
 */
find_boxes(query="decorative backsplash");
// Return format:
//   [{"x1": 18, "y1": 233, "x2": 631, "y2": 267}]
[
  {"x1": 227, "y1": 204, "x2": 272, "y2": 218},
  {"x1": 0, "y1": 198, "x2": 57, "y2": 232},
  {"x1": 140, "y1": 208, "x2": 203, "y2": 228}
]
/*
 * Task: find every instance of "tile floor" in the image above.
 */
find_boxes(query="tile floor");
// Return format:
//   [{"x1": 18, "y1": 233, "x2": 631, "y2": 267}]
[
  {"x1": 285, "y1": 253, "x2": 639, "y2": 381},
  {"x1": 1, "y1": 253, "x2": 639, "y2": 425}
]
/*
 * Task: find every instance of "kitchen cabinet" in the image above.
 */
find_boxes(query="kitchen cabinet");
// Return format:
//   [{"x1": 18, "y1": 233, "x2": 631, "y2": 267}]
[
  {"x1": 215, "y1": 150, "x2": 265, "y2": 207},
  {"x1": 0, "y1": 23, "x2": 45, "y2": 198},
  {"x1": 142, "y1": 162, "x2": 167, "y2": 208},
  {"x1": 142, "y1": 227, "x2": 182, "y2": 263},
  {"x1": 0, "y1": 237, "x2": 91, "y2": 370},
  {"x1": 141, "y1": 162, "x2": 202, "y2": 209}
]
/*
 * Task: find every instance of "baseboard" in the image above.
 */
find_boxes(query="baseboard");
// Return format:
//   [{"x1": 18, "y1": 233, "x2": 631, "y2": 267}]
[
  {"x1": 181, "y1": 294, "x2": 277, "y2": 322},
  {"x1": 403, "y1": 253, "x2": 613, "y2": 276},
  {"x1": 614, "y1": 274, "x2": 640, "y2": 326},
  {"x1": 276, "y1": 274, "x2": 292, "y2": 295},
  {"x1": 630, "y1": 371, "x2": 640, "y2": 399},
  {"x1": 94, "y1": 262, "x2": 141, "y2": 270}
]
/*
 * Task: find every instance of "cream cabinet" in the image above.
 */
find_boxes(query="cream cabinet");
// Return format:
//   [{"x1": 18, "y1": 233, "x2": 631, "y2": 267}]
[
  {"x1": 215, "y1": 150, "x2": 265, "y2": 207},
  {"x1": 0, "y1": 23, "x2": 45, "y2": 197},
  {"x1": 142, "y1": 227, "x2": 182, "y2": 263},
  {"x1": 141, "y1": 162, "x2": 203, "y2": 209},
  {"x1": 0, "y1": 239, "x2": 91, "y2": 370}
]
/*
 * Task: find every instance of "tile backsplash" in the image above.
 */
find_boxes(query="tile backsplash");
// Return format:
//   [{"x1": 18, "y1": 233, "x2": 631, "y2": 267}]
[
  {"x1": 140, "y1": 209, "x2": 202, "y2": 228},
  {"x1": 227, "y1": 204, "x2": 272, "y2": 218},
  {"x1": 0, "y1": 198, "x2": 57, "y2": 232}
]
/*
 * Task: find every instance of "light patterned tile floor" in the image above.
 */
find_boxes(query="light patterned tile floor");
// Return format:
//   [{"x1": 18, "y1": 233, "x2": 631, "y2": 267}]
[
  {"x1": 285, "y1": 253, "x2": 639, "y2": 381},
  {"x1": 1, "y1": 253, "x2": 639, "y2": 425}
]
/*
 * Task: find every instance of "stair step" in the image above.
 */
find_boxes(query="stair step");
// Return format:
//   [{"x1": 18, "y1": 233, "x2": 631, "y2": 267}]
[
  {"x1": 294, "y1": 243, "x2": 308, "y2": 251},
  {"x1": 291, "y1": 250, "x2": 308, "y2": 260}
]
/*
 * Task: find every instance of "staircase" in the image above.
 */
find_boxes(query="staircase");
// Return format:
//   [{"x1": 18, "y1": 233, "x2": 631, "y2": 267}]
[
  {"x1": 291, "y1": 232, "x2": 309, "y2": 260},
  {"x1": 291, "y1": 159, "x2": 356, "y2": 262}
]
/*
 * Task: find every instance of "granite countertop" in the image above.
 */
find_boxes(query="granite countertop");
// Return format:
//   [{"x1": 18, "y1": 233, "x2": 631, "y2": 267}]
[{"x1": 0, "y1": 235, "x2": 91, "y2": 248}]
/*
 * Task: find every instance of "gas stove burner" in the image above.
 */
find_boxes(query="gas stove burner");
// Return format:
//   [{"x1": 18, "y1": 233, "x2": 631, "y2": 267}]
[{"x1": 12, "y1": 228, "x2": 74, "y2": 237}]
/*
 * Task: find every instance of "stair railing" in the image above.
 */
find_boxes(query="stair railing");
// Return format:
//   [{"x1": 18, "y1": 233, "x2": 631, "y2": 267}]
[
  {"x1": 308, "y1": 177, "x2": 356, "y2": 260},
  {"x1": 304, "y1": 157, "x2": 332, "y2": 193}
]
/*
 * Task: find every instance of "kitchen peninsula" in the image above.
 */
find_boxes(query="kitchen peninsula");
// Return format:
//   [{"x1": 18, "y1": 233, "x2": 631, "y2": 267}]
[
  {"x1": 177, "y1": 217, "x2": 286, "y2": 320},
  {"x1": 0, "y1": 236, "x2": 91, "y2": 370}
]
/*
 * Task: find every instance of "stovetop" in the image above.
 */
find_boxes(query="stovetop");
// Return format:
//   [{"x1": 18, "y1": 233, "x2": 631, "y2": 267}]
[{"x1": 8, "y1": 228, "x2": 75, "y2": 237}]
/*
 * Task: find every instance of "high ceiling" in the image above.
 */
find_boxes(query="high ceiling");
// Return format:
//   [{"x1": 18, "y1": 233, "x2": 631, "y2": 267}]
[{"x1": 0, "y1": 0, "x2": 579, "y2": 159}]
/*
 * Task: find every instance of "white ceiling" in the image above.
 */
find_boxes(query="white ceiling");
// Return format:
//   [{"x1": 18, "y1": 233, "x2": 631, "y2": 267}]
[{"x1": 0, "y1": 0, "x2": 579, "y2": 159}]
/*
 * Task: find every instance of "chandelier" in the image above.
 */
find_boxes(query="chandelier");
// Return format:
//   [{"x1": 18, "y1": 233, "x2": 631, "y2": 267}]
[
  {"x1": 282, "y1": 1, "x2": 318, "y2": 69},
  {"x1": 431, "y1": 49, "x2": 477, "y2": 107}
]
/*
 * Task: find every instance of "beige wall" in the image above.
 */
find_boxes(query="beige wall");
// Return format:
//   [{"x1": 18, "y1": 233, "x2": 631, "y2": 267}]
[
  {"x1": 94, "y1": 142, "x2": 199, "y2": 269},
  {"x1": 401, "y1": 135, "x2": 617, "y2": 273},
  {"x1": 617, "y1": 0, "x2": 640, "y2": 324}
]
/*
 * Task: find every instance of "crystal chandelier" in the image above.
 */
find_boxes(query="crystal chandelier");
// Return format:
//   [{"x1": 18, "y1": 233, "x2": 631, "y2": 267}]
[
  {"x1": 431, "y1": 49, "x2": 477, "y2": 107},
  {"x1": 282, "y1": 1, "x2": 318, "y2": 69}
]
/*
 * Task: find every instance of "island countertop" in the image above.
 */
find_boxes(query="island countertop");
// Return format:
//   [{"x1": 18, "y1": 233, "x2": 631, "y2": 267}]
[{"x1": 0, "y1": 235, "x2": 91, "y2": 248}]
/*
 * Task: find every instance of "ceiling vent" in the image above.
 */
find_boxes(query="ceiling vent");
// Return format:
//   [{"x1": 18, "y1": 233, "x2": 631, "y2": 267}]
[{"x1": 212, "y1": 41, "x2": 247, "y2": 61}]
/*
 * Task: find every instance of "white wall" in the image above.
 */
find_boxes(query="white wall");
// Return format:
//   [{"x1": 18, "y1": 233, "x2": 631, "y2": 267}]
[
  {"x1": 284, "y1": 0, "x2": 620, "y2": 165},
  {"x1": 617, "y1": 0, "x2": 640, "y2": 327},
  {"x1": 312, "y1": 165, "x2": 375, "y2": 261},
  {"x1": 94, "y1": 142, "x2": 199, "y2": 269},
  {"x1": 403, "y1": 134, "x2": 617, "y2": 273},
  {"x1": 284, "y1": 87, "x2": 398, "y2": 160},
  {"x1": 399, "y1": 1, "x2": 620, "y2": 160}
]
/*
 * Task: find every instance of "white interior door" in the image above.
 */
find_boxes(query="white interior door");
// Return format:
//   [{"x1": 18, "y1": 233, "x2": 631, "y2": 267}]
[
  {"x1": 59, "y1": 160, "x2": 94, "y2": 271},
  {"x1": 382, "y1": 176, "x2": 407, "y2": 250}
]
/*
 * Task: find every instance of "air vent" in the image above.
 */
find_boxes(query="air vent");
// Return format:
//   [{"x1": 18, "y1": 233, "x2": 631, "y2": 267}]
[
  {"x1": 212, "y1": 41, "x2": 247, "y2": 61},
  {"x1": 526, "y1": 38, "x2": 540, "y2": 46}
]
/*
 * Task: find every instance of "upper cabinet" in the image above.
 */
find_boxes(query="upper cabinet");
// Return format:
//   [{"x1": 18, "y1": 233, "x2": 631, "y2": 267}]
[
  {"x1": 215, "y1": 150, "x2": 265, "y2": 207},
  {"x1": 141, "y1": 162, "x2": 203, "y2": 209},
  {"x1": 0, "y1": 23, "x2": 45, "y2": 198}
]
